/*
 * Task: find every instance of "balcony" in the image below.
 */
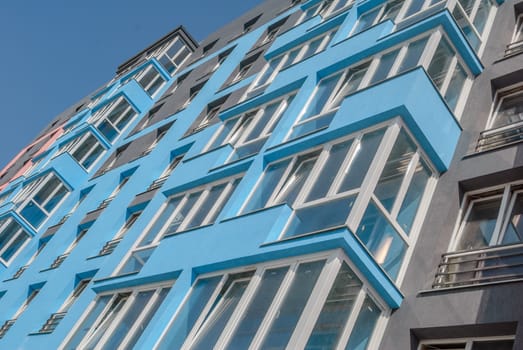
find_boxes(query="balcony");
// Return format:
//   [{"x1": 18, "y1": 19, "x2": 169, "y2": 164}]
[
  {"x1": 0, "y1": 319, "x2": 16, "y2": 339},
  {"x1": 432, "y1": 243, "x2": 523, "y2": 289},
  {"x1": 475, "y1": 122, "x2": 523, "y2": 153}
]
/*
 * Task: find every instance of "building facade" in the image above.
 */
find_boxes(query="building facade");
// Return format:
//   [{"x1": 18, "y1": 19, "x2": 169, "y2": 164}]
[{"x1": 0, "y1": 0, "x2": 520, "y2": 348}]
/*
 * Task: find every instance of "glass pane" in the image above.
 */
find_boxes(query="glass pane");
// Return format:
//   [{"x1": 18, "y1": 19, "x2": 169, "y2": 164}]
[
  {"x1": 374, "y1": 130, "x2": 417, "y2": 212},
  {"x1": 115, "y1": 109, "x2": 136, "y2": 131},
  {"x1": 256, "y1": 56, "x2": 284, "y2": 88},
  {"x1": 43, "y1": 184, "x2": 68, "y2": 212},
  {"x1": 118, "y1": 247, "x2": 155, "y2": 275},
  {"x1": 356, "y1": 202, "x2": 407, "y2": 278},
  {"x1": 63, "y1": 295, "x2": 112, "y2": 350},
  {"x1": 353, "y1": 8, "x2": 380, "y2": 34},
  {"x1": 305, "y1": 263, "x2": 363, "y2": 350},
  {"x1": 243, "y1": 159, "x2": 291, "y2": 213},
  {"x1": 344, "y1": 296, "x2": 381, "y2": 350},
  {"x1": 72, "y1": 134, "x2": 97, "y2": 163},
  {"x1": 396, "y1": 37, "x2": 428, "y2": 74},
  {"x1": 0, "y1": 220, "x2": 25, "y2": 257},
  {"x1": 244, "y1": 103, "x2": 280, "y2": 142},
  {"x1": 125, "y1": 288, "x2": 171, "y2": 349},
  {"x1": 307, "y1": 140, "x2": 353, "y2": 201},
  {"x1": 427, "y1": 38, "x2": 455, "y2": 89},
  {"x1": 471, "y1": 340, "x2": 515, "y2": 350},
  {"x1": 98, "y1": 120, "x2": 118, "y2": 142},
  {"x1": 191, "y1": 272, "x2": 253, "y2": 350},
  {"x1": 381, "y1": 0, "x2": 403, "y2": 21},
  {"x1": 493, "y1": 90, "x2": 523, "y2": 129},
  {"x1": 101, "y1": 290, "x2": 155, "y2": 349},
  {"x1": 404, "y1": 0, "x2": 425, "y2": 18},
  {"x1": 502, "y1": 194, "x2": 523, "y2": 245},
  {"x1": 274, "y1": 151, "x2": 321, "y2": 205},
  {"x1": 281, "y1": 48, "x2": 302, "y2": 70},
  {"x1": 20, "y1": 201, "x2": 47, "y2": 227},
  {"x1": 260, "y1": 260, "x2": 326, "y2": 350},
  {"x1": 472, "y1": 0, "x2": 493, "y2": 35},
  {"x1": 139, "y1": 196, "x2": 183, "y2": 246},
  {"x1": 301, "y1": 37, "x2": 324, "y2": 61},
  {"x1": 397, "y1": 160, "x2": 431, "y2": 234},
  {"x1": 444, "y1": 63, "x2": 467, "y2": 111},
  {"x1": 165, "y1": 191, "x2": 203, "y2": 234},
  {"x1": 1, "y1": 229, "x2": 29, "y2": 262},
  {"x1": 302, "y1": 73, "x2": 343, "y2": 119},
  {"x1": 82, "y1": 144, "x2": 105, "y2": 169},
  {"x1": 289, "y1": 110, "x2": 336, "y2": 139},
  {"x1": 209, "y1": 118, "x2": 241, "y2": 150},
  {"x1": 458, "y1": 0, "x2": 475, "y2": 15},
  {"x1": 185, "y1": 184, "x2": 227, "y2": 230},
  {"x1": 284, "y1": 195, "x2": 356, "y2": 238},
  {"x1": 157, "y1": 276, "x2": 222, "y2": 350},
  {"x1": 457, "y1": 198, "x2": 501, "y2": 250},
  {"x1": 369, "y1": 49, "x2": 400, "y2": 85},
  {"x1": 206, "y1": 179, "x2": 241, "y2": 224},
  {"x1": 339, "y1": 129, "x2": 385, "y2": 193},
  {"x1": 333, "y1": 63, "x2": 370, "y2": 105},
  {"x1": 452, "y1": 7, "x2": 482, "y2": 51},
  {"x1": 33, "y1": 175, "x2": 61, "y2": 205},
  {"x1": 226, "y1": 267, "x2": 289, "y2": 350}
]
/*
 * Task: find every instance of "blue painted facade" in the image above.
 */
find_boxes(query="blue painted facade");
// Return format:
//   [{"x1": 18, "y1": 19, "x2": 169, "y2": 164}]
[{"x1": 0, "y1": 0, "x2": 501, "y2": 348}]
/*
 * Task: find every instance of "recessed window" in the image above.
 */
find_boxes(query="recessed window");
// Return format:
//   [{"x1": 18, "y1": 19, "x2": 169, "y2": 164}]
[
  {"x1": 63, "y1": 283, "x2": 173, "y2": 349},
  {"x1": 506, "y1": 13, "x2": 523, "y2": 55},
  {"x1": 157, "y1": 252, "x2": 384, "y2": 350},
  {"x1": 202, "y1": 39, "x2": 218, "y2": 57},
  {"x1": 229, "y1": 53, "x2": 261, "y2": 84},
  {"x1": 183, "y1": 80, "x2": 207, "y2": 109},
  {"x1": 243, "y1": 14, "x2": 261, "y2": 33}
]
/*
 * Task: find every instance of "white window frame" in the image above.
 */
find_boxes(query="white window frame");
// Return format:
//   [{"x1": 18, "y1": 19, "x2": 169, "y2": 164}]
[
  {"x1": 112, "y1": 175, "x2": 242, "y2": 277},
  {"x1": 56, "y1": 131, "x2": 106, "y2": 170},
  {"x1": 486, "y1": 83, "x2": 523, "y2": 131},
  {"x1": 60, "y1": 281, "x2": 174, "y2": 350},
  {"x1": 89, "y1": 96, "x2": 138, "y2": 143},
  {"x1": 126, "y1": 64, "x2": 167, "y2": 97},
  {"x1": 204, "y1": 93, "x2": 295, "y2": 160},
  {"x1": 418, "y1": 335, "x2": 515, "y2": 350},
  {"x1": 147, "y1": 37, "x2": 192, "y2": 75},
  {"x1": 0, "y1": 217, "x2": 31, "y2": 266}
]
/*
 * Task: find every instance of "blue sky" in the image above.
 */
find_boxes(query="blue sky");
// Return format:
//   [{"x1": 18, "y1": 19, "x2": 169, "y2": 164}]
[{"x1": 0, "y1": 0, "x2": 265, "y2": 170}]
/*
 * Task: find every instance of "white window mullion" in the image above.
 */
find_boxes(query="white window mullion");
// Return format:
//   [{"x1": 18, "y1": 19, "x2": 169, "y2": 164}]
[
  {"x1": 76, "y1": 294, "x2": 119, "y2": 349},
  {"x1": 346, "y1": 123, "x2": 400, "y2": 232},
  {"x1": 201, "y1": 181, "x2": 235, "y2": 225},
  {"x1": 178, "y1": 190, "x2": 208, "y2": 232},
  {"x1": 94, "y1": 293, "x2": 136, "y2": 350},
  {"x1": 490, "y1": 185, "x2": 512, "y2": 245},
  {"x1": 329, "y1": 135, "x2": 363, "y2": 196},
  {"x1": 267, "y1": 158, "x2": 298, "y2": 205},
  {"x1": 334, "y1": 288, "x2": 367, "y2": 350},
  {"x1": 294, "y1": 148, "x2": 330, "y2": 205},
  {"x1": 214, "y1": 269, "x2": 264, "y2": 350},
  {"x1": 359, "y1": 58, "x2": 379, "y2": 89},
  {"x1": 390, "y1": 152, "x2": 420, "y2": 219},
  {"x1": 419, "y1": 31, "x2": 441, "y2": 69},
  {"x1": 247, "y1": 262, "x2": 298, "y2": 350},
  {"x1": 439, "y1": 56, "x2": 458, "y2": 97},
  {"x1": 286, "y1": 256, "x2": 341, "y2": 349}
]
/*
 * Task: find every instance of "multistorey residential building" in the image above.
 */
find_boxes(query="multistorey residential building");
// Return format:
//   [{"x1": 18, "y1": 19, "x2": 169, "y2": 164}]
[{"x1": 0, "y1": 0, "x2": 520, "y2": 348}]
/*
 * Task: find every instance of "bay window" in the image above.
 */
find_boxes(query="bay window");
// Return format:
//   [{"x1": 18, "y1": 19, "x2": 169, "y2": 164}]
[
  {"x1": 243, "y1": 122, "x2": 435, "y2": 279},
  {"x1": 123, "y1": 64, "x2": 167, "y2": 97},
  {"x1": 147, "y1": 37, "x2": 192, "y2": 75},
  {"x1": 89, "y1": 96, "x2": 138, "y2": 143},
  {"x1": 57, "y1": 131, "x2": 106, "y2": 170},
  {"x1": 157, "y1": 251, "x2": 385, "y2": 350}
]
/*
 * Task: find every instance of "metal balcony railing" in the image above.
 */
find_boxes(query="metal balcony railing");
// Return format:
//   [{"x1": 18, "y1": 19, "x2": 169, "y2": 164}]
[
  {"x1": 475, "y1": 121, "x2": 523, "y2": 153},
  {"x1": 505, "y1": 39, "x2": 523, "y2": 57},
  {"x1": 98, "y1": 238, "x2": 123, "y2": 256},
  {"x1": 11, "y1": 265, "x2": 28, "y2": 279},
  {"x1": 0, "y1": 319, "x2": 16, "y2": 339},
  {"x1": 432, "y1": 243, "x2": 523, "y2": 289},
  {"x1": 50, "y1": 253, "x2": 69, "y2": 269},
  {"x1": 38, "y1": 312, "x2": 67, "y2": 333}
]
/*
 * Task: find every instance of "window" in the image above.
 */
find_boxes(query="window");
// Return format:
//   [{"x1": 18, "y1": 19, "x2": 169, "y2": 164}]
[
  {"x1": 98, "y1": 211, "x2": 142, "y2": 256},
  {"x1": 193, "y1": 104, "x2": 222, "y2": 134},
  {"x1": 243, "y1": 15, "x2": 261, "y2": 33},
  {"x1": 0, "y1": 217, "x2": 31, "y2": 265},
  {"x1": 182, "y1": 81, "x2": 207, "y2": 109},
  {"x1": 62, "y1": 283, "x2": 173, "y2": 350},
  {"x1": 57, "y1": 131, "x2": 106, "y2": 170},
  {"x1": 488, "y1": 85, "x2": 523, "y2": 130},
  {"x1": 211, "y1": 48, "x2": 233, "y2": 73},
  {"x1": 46, "y1": 228, "x2": 89, "y2": 270},
  {"x1": 289, "y1": 61, "x2": 370, "y2": 139},
  {"x1": 202, "y1": 40, "x2": 218, "y2": 57},
  {"x1": 37, "y1": 278, "x2": 92, "y2": 333},
  {"x1": 419, "y1": 336, "x2": 515, "y2": 349},
  {"x1": 89, "y1": 96, "x2": 138, "y2": 142},
  {"x1": 135, "y1": 103, "x2": 165, "y2": 132},
  {"x1": 148, "y1": 154, "x2": 184, "y2": 190},
  {"x1": 142, "y1": 122, "x2": 173, "y2": 156},
  {"x1": 206, "y1": 93, "x2": 295, "y2": 161},
  {"x1": 122, "y1": 64, "x2": 167, "y2": 97},
  {"x1": 506, "y1": 13, "x2": 523, "y2": 55},
  {"x1": 246, "y1": 28, "x2": 338, "y2": 99},
  {"x1": 148, "y1": 37, "x2": 191, "y2": 74},
  {"x1": 351, "y1": 0, "x2": 403, "y2": 35},
  {"x1": 0, "y1": 284, "x2": 43, "y2": 339},
  {"x1": 300, "y1": 0, "x2": 355, "y2": 23},
  {"x1": 15, "y1": 172, "x2": 70, "y2": 228},
  {"x1": 230, "y1": 53, "x2": 261, "y2": 84},
  {"x1": 157, "y1": 251, "x2": 384, "y2": 350},
  {"x1": 243, "y1": 123, "x2": 434, "y2": 279},
  {"x1": 259, "y1": 17, "x2": 288, "y2": 46},
  {"x1": 451, "y1": 0, "x2": 496, "y2": 51},
  {"x1": 116, "y1": 176, "x2": 241, "y2": 276}
]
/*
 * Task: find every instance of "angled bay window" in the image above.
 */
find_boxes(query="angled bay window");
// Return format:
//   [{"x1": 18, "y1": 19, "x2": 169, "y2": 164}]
[
  {"x1": 247, "y1": 28, "x2": 338, "y2": 98},
  {"x1": 89, "y1": 96, "x2": 138, "y2": 142},
  {"x1": 147, "y1": 37, "x2": 192, "y2": 74},
  {"x1": 157, "y1": 251, "x2": 385, "y2": 350},
  {"x1": 205, "y1": 93, "x2": 295, "y2": 161},
  {"x1": 243, "y1": 122, "x2": 435, "y2": 279},
  {"x1": 62, "y1": 282, "x2": 173, "y2": 350},
  {"x1": 0, "y1": 217, "x2": 31, "y2": 265},
  {"x1": 14, "y1": 172, "x2": 70, "y2": 228},
  {"x1": 289, "y1": 32, "x2": 472, "y2": 140},
  {"x1": 300, "y1": 0, "x2": 355, "y2": 23},
  {"x1": 57, "y1": 131, "x2": 106, "y2": 170},
  {"x1": 116, "y1": 176, "x2": 241, "y2": 276},
  {"x1": 122, "y1": 64, "x2": 167, "y2": 97}
]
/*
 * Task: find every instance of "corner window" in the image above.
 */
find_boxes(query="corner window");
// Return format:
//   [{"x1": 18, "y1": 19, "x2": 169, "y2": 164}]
[
  {"x1": 62, "y1": 283, "x2": 173, "y2": 350},
  {"x1": 123, "y1": 64, "x2": 167, "y2": 97},
  {"x1": 148, "y1": 37, "x2": 192, "y2": 74},
  {"x1": 89, "y1": 96, "x2": 138, "y2": 142},
  {"x1": 116, "y1": 176, "x2": 241, "y2": 276},
  {"x1": 57, "y1": 131, "x2": 106, "y2": 170},
  {"x1": 15, "y1": 172, "x2": 70, "y2": 228},
  {"x1": 157, "y1": 252, "x2": 384, "y2": 350},
  {"x1": 244, "y1": 123, "x2": 435, "y2": 279},
  {"x1": 206, "y1": 93, "x2": 295, "y2": 161}
]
